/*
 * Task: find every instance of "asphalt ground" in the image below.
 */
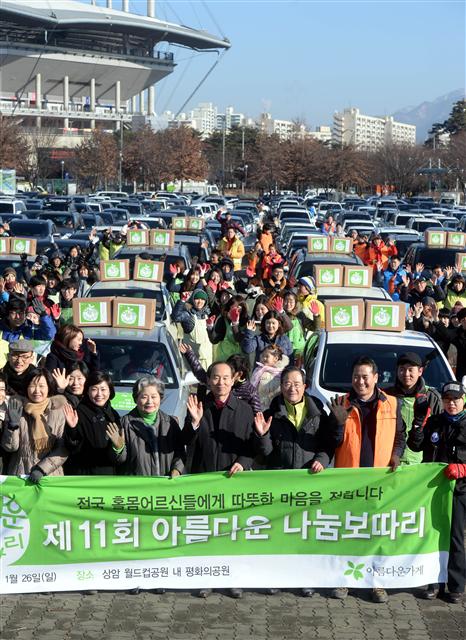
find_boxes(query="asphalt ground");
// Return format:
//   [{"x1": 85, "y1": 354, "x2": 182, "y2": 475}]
[{"x1": 0, "y1": 587, "x2": 464, "y2": 640}]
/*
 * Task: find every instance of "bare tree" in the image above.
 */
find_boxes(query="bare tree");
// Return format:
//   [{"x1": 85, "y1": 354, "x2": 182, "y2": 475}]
[
  {"x1": 0, "y1": 115, "x2": 30, "y2": 173},
  {"x1": 73, "y1": 129, "x2": 118, "y2": 190}
]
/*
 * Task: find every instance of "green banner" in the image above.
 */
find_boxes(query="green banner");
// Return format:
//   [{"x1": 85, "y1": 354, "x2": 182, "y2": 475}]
[{"x1": 0, "y1": 465, "x2": 453, "y2": 593}]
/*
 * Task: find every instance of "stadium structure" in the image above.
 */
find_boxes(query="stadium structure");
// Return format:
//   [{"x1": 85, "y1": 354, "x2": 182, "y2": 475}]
[{"x1": 0, "y1": 0, "x2": 230, "y2": 148}]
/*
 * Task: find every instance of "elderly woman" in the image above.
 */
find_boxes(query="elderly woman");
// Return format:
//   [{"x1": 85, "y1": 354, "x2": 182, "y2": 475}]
[
  {"x1": 1, "y1": 367, "x2": 68, "y2": 481},
  {"x1": 63, "y1": 371, "x2": 120, "y2": 475},
  {"x1": 113, "y1": 376, "x2": 185, "y2": 477}
]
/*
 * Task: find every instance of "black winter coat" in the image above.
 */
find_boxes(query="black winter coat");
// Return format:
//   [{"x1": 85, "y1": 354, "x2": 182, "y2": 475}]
[
  {"x1": 257, "y1": 394, "x2": 338, "y2": 469},
  {"x1": 63, "y1": 397, "x2": 120, "y2": 475},
  {"x1": 45, "y1": 340, "x2": 100, "y2": 375},
  {"x1": 407, "y1": 412, "x2": 466, "y2": 495},
  {"x1": 183, "y1": 393, "x2": 256, "y2": 473}
]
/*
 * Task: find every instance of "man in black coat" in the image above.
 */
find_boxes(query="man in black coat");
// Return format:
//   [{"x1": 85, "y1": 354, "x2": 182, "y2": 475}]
[
  {"x1": 1, "y1": 340, "x2": 36, "y2": 396},
  {"x1": 184, "y1": 360, "x2": 256, "y2": 599}
]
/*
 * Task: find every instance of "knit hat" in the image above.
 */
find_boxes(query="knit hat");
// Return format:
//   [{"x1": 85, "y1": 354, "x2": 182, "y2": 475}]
[
  {"x1": 421, "y1": 296, "x2": 436, "y2": 306},
  {"x1": 192, "y1": 289, "x2": 208, "y2": 302},
  {"x1": 298, "y1": 276, "x2": 316, "y2": 293},
  {"x1": 3, "y1": 267, "x2": 16, "y2": 278}
]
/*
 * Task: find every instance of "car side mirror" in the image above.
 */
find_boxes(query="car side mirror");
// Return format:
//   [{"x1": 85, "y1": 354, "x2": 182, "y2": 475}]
[{"x1": 181, "y1": 371, "x2": 198, "y2": 387}]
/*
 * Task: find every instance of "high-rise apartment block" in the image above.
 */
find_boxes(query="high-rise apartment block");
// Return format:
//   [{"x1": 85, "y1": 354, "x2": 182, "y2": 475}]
[{"x1": 332, "y1": 108, "x2": 416, "y2": 150}]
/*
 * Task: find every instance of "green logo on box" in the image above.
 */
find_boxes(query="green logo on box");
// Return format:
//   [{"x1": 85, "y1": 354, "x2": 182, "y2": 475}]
[
  {"x1": 174, "y1": 219, "x2": 185, "y2": 229},
  {"x1": 80, "y1": 302, "x2": 102, "y2": 324},
  {"x1": 190, "y1": 219, "x2": 202, "y2": 229},
  {"x1": 431, "y1": 233, "x2": 442, "y2": 245},
  {"x1": 137, "y1": 262, "x2": 159, "y2": 280},
  {"x1": 460, "y1": 256, "x2": 466, "y2": 270},
  {"x1": 450, "y1": 234, "x2": 462, "y2": 246},
  {"x1": 153, "y1": 232, "x2": 169, "y2": 245},
  {"x1": 13, "y1": 239, "x2": 27, "y2": 252},
  {"x1": 320, "y1": 269, "x2": 337, "y2": 284},
  {"x1": 118, "y1": 304, "x2": 141, "y2": 326},
  {"x1": 348, "y1": 270, "x2": 364, "y2": 285},
  {"x1": 331, "y1": 306, "x2": 353, "y2": 327},
  {"x1": 334, "y1": 239, "x2": 348, "y2": 252},
  {"x1": 129, "y1": 231, "x2": 143, "y2": 243},
  {"x1": 311, "y1": 238, "x2": 325, "y2": 251},
  {"x1": 371, "y1": 305, "x2": 393, "y2": 327},
  {"x1": 105, "y1": 262, "x2": 123, "y2": 278}
]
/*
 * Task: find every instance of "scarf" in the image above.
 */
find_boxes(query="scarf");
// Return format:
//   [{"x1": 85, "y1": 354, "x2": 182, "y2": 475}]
[
  {"x1": 24, "y1": 398, "x2": 51, "y2": 455},
  {"x1": 443, "y1": 410, "x2": 466, "y2": 423},
  {"x1": 51, "y1": 340, "x2": 84, "y2": 365},
  {"x1": 137, "y1": 408, "x2": 158, "y2": 426},
  {"x1": 214, "y1": 395, "x2": 230, "y2": 409}
]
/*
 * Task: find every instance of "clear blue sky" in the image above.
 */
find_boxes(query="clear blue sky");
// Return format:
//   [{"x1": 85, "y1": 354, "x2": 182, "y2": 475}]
[{"x1": 84, "y1": 1, "x2": 465, "y2": 126}]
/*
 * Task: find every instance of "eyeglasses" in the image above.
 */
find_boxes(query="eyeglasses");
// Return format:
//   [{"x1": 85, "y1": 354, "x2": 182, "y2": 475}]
[
  {"x1": 9, "y1": 353, "x2": 32, "y2": 362},
  {"x1": 282, "y1": 382, "x2": 304, "y2": 389}
]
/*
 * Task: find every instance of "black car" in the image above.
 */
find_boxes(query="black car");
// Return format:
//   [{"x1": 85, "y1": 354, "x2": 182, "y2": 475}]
[
  {"x1": 37, "y1": 212, "x2": 85, "y2": 235},
  {"x1": 9, "y1": 219, "x2": 56, "y2": 251},
  {"x1": 404, "y1": 242, "x2": 466, "y2": 273}
]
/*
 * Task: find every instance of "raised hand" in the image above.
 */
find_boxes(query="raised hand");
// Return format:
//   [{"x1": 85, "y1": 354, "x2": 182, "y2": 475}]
[
  {"x1": 415, "y1": 262, "x2": 424, "y2": 274},
  {"x1": 106, "y1": 422, "x2": 125, "y2": 450},
  {"x1": 413, "y1": 301, "x2": 423, "y2": 318},
  {"x1": 207, "y1": 278, "x2": 218, "y2": 292},
  {"x1": 187, "y1": 395, "x2": 203, "y2": 428},
  {"x1": 179, "y1": 342, "x2": 192, "y2": 354},
  {"x1": 180, "y1": 291, "x2": 191, "y2": 302},
  {"x1": 86, "y1": 338, "x2": 97, "y2": 354},
  {"x1": 246, "y1": 319, "x2": 256, "y2": 331},
  {"x1": 169, "y1": 263, "x2": 179, "y2": 276},
  {"x1": 272, "y1": 296, "x2": 284, "y2": 313},
  {"x1": 310, "y1": 460, "x2": 324, "y2": 473},
  {"x1": 445, "y1": 266, "x2": 453, "y2": 279},
  {"x1": 63, "y1": 403, "x2": 78, "y2": 429},
  {"x1": 310, "y1": 300, "x2": 320, "y2": 316},
  {"x1": 52, "y1": 368, "x2": 70, "y2": 392},
  {"x1": 228, "y1": 306, "x2": 241, "y2": 324},
  {"x1": 328, "y1": 395, "x2": 349, "y2": 426},
  {"x1": 254, "y1": 412, "x2": 272, "y2": 436},
  {"x1": 206, "y1": 315, "x2": 216, "y2": 330}
]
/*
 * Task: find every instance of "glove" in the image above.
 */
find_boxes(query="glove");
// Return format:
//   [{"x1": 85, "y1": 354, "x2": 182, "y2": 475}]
[
  {"x1": 50, "y1": 303, "x2": 61, "y2": 321},
  {"x1": 220, "y1": 281, "x2": 231, "y2": 290},
  {"x1": 7, "y1": 397, "x2": 23, "y2": 430},
  {"x1": 169, "y1": 263, "x2": 178, "y2": 276},
  {"x1": 31, "y1": 297, "x2": 47, "y2": 317},
  {"x1": 246, "y1": 266, "x2": 255, "y2": 278},
  {"x1": 444, "y1": 464, "x2": 466, "y2": 480},
  {"x1": 29, "y1": 467, "x2": 45, "y2": 484},
  {"x1": 207, "y1": 279, "x2": 218, "y2": 293},
  {"x1": 228, "y1": 306, "x2": 241, "y2": 324},
  {"x1": 180, "y1": 291, "x2": 191, "y2": 302},
  {"x1": 206, "y1": 315, "x2": 216, "y2": 330},
  {"x1": 272, "y1": 296, "x2": 284, "y2": 313},
  {"x1": 310, "y1": 301, "x2": 320, "y2": 316},
  {"x1": 413, "y1": 392, "x2": 431, "y2": 428},
  {"x1": 329, "y1": 396, "x2": 350, "y2": 427},
  {"x1": 199, "y1": 263, "x2": 209, "y2": 278}
]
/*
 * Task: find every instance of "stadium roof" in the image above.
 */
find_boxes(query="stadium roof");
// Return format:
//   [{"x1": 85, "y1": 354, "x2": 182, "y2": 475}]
[{"x1": 0, "y1": 0, "x2": 231, "y2": 51}]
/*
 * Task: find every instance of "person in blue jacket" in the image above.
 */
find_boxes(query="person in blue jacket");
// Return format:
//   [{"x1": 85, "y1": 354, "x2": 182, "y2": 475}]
[
  {"x1": 241, "y1": 310, "x2": 293, "y2": 364},
  {"x1": 0, "y1": 296, "x2": 57, "y2": 345}
]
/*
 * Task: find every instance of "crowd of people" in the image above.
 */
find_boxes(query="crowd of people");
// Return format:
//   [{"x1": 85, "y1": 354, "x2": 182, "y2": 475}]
[{"x1": 0, "y1": 207, "x2": 464, "y2": 603}]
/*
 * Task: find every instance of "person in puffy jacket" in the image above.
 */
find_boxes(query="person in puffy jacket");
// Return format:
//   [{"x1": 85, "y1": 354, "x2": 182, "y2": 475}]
[
  {"x1": 241, "y1": 310, "x2": 293, "y2": 364},
  {"x1": 407, "y1": 381, "x2": 466, "y2": 604},
  {"x1": 172, "y1": 290, "x2": 213, "y2": 369}
]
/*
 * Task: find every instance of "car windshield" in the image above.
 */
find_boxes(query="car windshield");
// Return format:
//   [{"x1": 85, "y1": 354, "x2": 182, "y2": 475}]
[
  {"x1": 45, "y1": 202, "x2": 69, "y2": 211},
  {"x1": 96, "y1": 340, "x2": 176, "y2": 387},
  {"x1": 415, "y1": 247, "x2": 461, "y2": 268},
  {"x1": 41, "y1": 214, "x2": 73, "y2": 226},
  {"x1": 9, "y1": 221, "x2": 50, "y2": 237},
  {"x1": 415, "y1": 221, "x2": 442, "y2": 231},
  {"x1": 0, "y1": 258, "x2": 30, "y2": 280},
  {"x1": 89, "y1": 288, "x2": 165, "y2": 321},
  {"x1": 0, "y1": 203, "x2": 13, "y2": 213},
  {"x1": 319, "y1": 343, "x2": 450, "y2": 392},
  {"x1": 296, "y1": 258, "x2": 358, "y2": 278}
]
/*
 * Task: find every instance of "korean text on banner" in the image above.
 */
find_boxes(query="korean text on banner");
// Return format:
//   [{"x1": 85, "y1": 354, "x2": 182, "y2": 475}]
[{"x1": 0, "y1": 465, "x2": 453, "y2": 593}]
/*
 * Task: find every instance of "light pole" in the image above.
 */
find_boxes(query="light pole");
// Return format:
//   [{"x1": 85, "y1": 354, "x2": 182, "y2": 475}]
[
  {"x1": 60, "y1": 160, "x2": 64, "y2": 181},
  {"x1": 243, "y1": 163, "x2": 248, "y2": 195},
  {"x1": 118, "y1": 116, "x2": 123, "y2": 192},
  {"x1": 221, "y1": 122, "x2": 226, "y2": 195}
]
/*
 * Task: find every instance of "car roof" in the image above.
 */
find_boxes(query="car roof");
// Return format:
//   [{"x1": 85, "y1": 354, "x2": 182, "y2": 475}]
[
  {"x1": 324, "y1": 329, "x2": 436, "y2": 346},
  {"x1": 89, "y1": 280, "x2": 163, "y2": 292},
  {"x1": 84, "y1": 324, "x2": 167, "y2": 340},
  {"x1": 301, "y1": 253, "x2": 363, "y2": 264},
  {"x1": 317, "y1": 286, "x2": 391, "y2": 300}
]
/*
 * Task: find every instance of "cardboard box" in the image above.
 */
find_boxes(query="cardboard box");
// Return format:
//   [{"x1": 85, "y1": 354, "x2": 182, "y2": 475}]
[
  {"x1": 365, "y1": 301, "x2": 405, "y2": 332},
  {"x1": 150, "y1": 229, "x2": 175, "y2": 249},
  {"x1": 314, "y1": 264, "x2": 343, "y2": 287},
  {"x1": 308, "y1": 235, "x2": 330, "y2": 253},
  {"x1": 456, "y1": 253, "x2": 466, "y2": 272},
  {"x1": 344, "y1": 265, "x2": 373, "y2": 288},
  {"x1": 447, "y1": 232, "x2": 466, "y2": 249},
  {"x1": 187, "y1": 217, "x2": 205, "y2": 231},
  {"x1": 99, "y1": 260, "x2": 130, "y2": 282},
  {"x1": 172, "y1": 217, "x2": 188, "y2": 231},
  {"x1": 325, "y1": 299, "x2": 365, "y2": 332},
  {"x1": 126, "y1": 229, "x2": 149, "y2": 246},
  {"x1": 113, "y1": 297, "x2": 156, "y2": 330},
  {"x1": 0, "y1": 237, "x2": 10, "y2": 254},
  {"x1": 73, "y1": 298, "x2": 113, "y2": 327},
  {"x1": 331, "y1": 237, "x2": 354, "y2": 254},
  {"x1": 10, "y1": 237, "x2": 37, "y2": 255},
  {"x1": 424, "y1": 230, "x2": 447, "y2": 248},
  {"x1": 133, "y1": 259, "x2": 164, "y2": 282}
]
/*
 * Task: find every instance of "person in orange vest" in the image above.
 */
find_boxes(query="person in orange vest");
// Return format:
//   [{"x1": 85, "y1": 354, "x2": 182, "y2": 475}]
[
  {"x1": 364, "y1": 234, "x2": 398, "y2": 273},
  {"x1": 328, "y1": 355, "x2": 405, "y2": 604}
]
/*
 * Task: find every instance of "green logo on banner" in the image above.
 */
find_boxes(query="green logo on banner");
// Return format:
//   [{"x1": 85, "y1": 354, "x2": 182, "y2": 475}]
[
  {"x1": 331, "y1": 306, "x2": 353, "y2": 327},
  {"x1": 80, "y1": 302, "x2": 102, "y2": 324},
  {"x1": 344, "y1": 561, "x2": 365, "y2": 580}
]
